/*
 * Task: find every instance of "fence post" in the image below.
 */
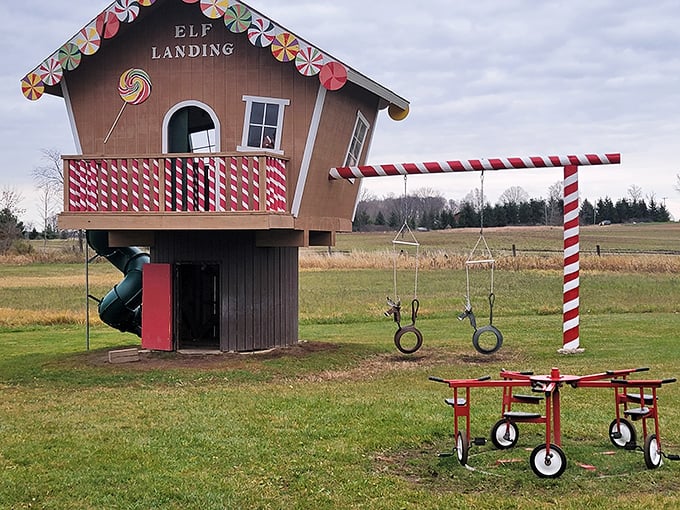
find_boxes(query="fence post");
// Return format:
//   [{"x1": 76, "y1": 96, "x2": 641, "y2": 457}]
[
  {"x1": 596, "y1": 244, "x2": 601, "y2": 256},
  {"x1": 512, "y1": 244, "x2": 516, "y2": 257}
]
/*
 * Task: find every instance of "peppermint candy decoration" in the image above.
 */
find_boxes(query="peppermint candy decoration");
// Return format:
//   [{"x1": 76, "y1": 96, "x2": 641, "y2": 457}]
[
  {"x1": 96, "y1": 9, "x2": 120, "y2": 39},
  {"x1": 21, "y1": 73, "x2": 45, "y2": 101},
  {"x1": 295, "y1": 45, "x2": 324, "y2": 76},
  {"x1": 224, "y1": 4, "x2": 251, "y2": 33},
  {"x1": 200, "y1": 0, "x2": 230, "y2": 19},
  {"x1": 58, "y1": 43, "x2": 82, "y2": 71},
  {"x1": 319, "y1": 61, "x2": 348, "y2": 91},
  {"x1": 114, "y1": 0, "x2": 141, "y2": 23},
  {"x1": 38, "y1": 55, "x2": 63, "y2": 86},
  {"x1": 271, "y1": 32, "x2": 300, "y2": 63},
  {"x1": 248, "y1": 17, "x2": 276, "y2": 48},
  {"x1": 72, "y1": 22, "x2": 101, "y2": 56}
]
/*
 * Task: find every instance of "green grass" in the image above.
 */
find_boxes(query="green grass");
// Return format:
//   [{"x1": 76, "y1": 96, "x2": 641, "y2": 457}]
[{"x1": 1, "y1": 225, "x2": 679, "y2": 509}]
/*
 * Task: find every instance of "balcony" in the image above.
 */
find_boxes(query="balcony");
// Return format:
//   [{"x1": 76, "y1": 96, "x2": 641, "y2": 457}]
[{"x1": 60, "y1": 153, "x2": 292, "y2": 231}]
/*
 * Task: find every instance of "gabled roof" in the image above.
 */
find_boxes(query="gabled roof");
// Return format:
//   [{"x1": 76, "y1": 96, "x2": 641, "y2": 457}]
[{"x1": 21, "y1": 0, "x2": 409, "y2": 117}]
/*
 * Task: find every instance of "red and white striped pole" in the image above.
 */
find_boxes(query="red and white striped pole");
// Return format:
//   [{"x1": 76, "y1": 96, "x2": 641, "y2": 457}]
[
  {"x1": 329, "y1": 153, "x2": 620, "y2": 179},
  {"x1": 562, "y1": 165, "x2": 581, "y2": 351},
  {"x1": 329, "y1": 153, "x2": 621, "y2": 352}
]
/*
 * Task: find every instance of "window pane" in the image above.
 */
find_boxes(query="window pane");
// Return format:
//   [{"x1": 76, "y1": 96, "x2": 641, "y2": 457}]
[
  {"x1": 250, "y1": 102, "x2": 265, "y2": 124},
  {"x1": 263, "y1": 127, "x2": 276, "y2": 148},
  {"x1": 248, "y1": 126, "x2": 263, "y2": 147},
  {"x1": 357, "y1": 122, "x2": 367, "y2": 141},
  {"x1": 264, "y1": 104, "x2": 279, "y2": 126}
]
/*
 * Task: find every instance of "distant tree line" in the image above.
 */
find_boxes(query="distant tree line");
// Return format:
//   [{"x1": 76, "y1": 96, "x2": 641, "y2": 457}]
[{"x1": 353, "y1": 184, "x2": 672, "y2": 231}]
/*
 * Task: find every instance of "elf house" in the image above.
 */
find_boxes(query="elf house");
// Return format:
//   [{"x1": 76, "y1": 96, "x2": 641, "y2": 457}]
[{"x1": 22, "y1": 0, "x2": 409, "y2": 352}]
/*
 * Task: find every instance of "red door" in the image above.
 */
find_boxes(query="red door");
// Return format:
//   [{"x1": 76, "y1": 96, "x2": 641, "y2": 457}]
[{"x1": 141, "y1": 263, "x2": 173, "y2": 351}]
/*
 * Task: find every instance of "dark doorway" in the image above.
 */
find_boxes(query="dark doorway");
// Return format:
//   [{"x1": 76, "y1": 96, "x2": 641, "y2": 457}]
[
  {"x1": 175, "y1": 263, "x2": 220, "y2": 350},
  {"x1": 168, "y1": 105, "x2": 216, "y2": 153}
]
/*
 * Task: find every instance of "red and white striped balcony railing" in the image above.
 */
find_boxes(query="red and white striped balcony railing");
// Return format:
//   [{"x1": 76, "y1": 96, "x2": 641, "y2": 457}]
[{"x1": 64, "y1": 154, "x2": 287, "y2": 214}]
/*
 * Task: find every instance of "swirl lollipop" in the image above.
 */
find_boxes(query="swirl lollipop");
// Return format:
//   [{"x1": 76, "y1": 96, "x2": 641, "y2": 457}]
[{"x1": 104, "y1": 68, "x2": 152, "y2": 143}]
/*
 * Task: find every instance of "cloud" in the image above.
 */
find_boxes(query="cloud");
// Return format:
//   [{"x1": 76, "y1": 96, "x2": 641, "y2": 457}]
[{"x1": 4, "y1": 0, "x2": 680, "y2": 224}]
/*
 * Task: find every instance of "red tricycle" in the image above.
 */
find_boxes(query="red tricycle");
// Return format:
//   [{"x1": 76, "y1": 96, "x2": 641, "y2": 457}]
[{"x1": 429, "y1": 367, "x2": 678, "y2": 478}]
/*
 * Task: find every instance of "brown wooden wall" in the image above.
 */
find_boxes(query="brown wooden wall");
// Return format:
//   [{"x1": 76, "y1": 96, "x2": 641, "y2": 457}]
[
  {"x1": 152, "y1": 230, "x2": 298, "y2": 351},
  {"x1": 60, "y1": 0, "x2": 383, "y2": 234}
]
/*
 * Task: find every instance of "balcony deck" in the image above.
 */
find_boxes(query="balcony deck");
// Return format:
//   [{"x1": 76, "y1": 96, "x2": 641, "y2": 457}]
[{"x1": 60, "y1": 152, "x2": 290, "y2": 231}]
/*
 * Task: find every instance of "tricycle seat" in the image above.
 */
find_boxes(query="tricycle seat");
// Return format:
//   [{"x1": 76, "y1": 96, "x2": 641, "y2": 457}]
[
  {"x1": 513, "y1": 394, "x2": 544, "y2": 404},
  {"x1": 503, "y1": 411, "x2": 542, "y2": 420},
  {"x1": 623, "y1": 407, "x2": 650, "y2": 420},
  {"x1": 625, "y1": 393, "x2": 655, "y2": 405},
  {"x1": 444, "y1": 397, "x2": 467, "y2": 407}
]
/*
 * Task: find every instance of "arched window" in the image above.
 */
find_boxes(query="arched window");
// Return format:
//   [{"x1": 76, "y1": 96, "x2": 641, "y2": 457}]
[{"x1": 162, "y1": 101, "x2": 220, "y2": 153}]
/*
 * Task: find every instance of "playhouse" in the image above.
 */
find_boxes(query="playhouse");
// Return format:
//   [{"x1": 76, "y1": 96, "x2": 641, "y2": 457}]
[{"x1": 22, "y1": 0, "x2": 409, "y2": 352}]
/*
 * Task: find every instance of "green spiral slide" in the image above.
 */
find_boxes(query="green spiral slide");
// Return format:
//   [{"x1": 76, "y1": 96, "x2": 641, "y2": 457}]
[{"x1": 87, "y1": 231, "x2": 150, "y2": 336}]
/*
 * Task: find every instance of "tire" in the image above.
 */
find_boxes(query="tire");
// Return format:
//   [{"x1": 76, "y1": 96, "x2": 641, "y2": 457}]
[
  {"x1": 644, "y1": 434, "x2": 663, "y2": 469},
  {"x1": 394, "y1": 325, "x2": 423, "y2": 354},
  {"x1": 529, "y1": 443, "x2": 567, "y2": 478},
  {"x1": 608, "y1": 418, "x2": 636, "y2": 448},
  {"x1": 491, "y1": 419, "x2": 519, "y2": 449},
  {"x1": 472, "y1": 325, "x2": 503, "y2": 355},
  {"x1": 456, "y1": 429, "x2": 469, "y2": 466}
]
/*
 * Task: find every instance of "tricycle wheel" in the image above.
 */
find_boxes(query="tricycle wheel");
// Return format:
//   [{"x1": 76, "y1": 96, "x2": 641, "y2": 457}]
[
  {"x1": 456, "y1": 429, "x2": 469, "y2": 466},
  {"x1": 491, "y1": 419, "x2": 519, "y2": 449},
  {"x1": 394, "y1": 325, "x2": 423, "y2": 354},
  {"x1": 608, "y1": 418, "x2": 636, "y2": 448},
  {"x1": 529, "y1": 443, "x2": 566, "y2": 478},
  {"x1": 644, "y1": 434, "x2": 662, "y2": 469}
]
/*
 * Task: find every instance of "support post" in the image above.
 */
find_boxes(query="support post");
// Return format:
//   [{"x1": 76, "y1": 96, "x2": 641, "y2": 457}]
[{"x1": 561, "y1": 165, "x2": 582, "y2": 353}]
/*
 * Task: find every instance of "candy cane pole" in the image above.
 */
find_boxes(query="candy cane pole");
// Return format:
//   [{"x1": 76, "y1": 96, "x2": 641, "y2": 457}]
[
  {"x1": 329, "y1": 153, "x2": 620, "y2": 179},
  {"x1": 561, "y1": 165, "x2": 581, "y2": 352}
]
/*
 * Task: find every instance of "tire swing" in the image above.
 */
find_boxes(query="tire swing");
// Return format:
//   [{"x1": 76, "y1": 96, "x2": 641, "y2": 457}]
[
  {"x1": 385, "y1": 213, "x2": 423, "y2": 355},
  {"x1": 457, "y1": 171, "x2": 503, "y2": 355}
]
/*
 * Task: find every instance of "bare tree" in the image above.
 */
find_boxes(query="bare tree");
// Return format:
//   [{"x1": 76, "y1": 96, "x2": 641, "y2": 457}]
[
  {"x1": 36, "y1": 183, "x2": 59, "y2": 247},
  {"x1": 32, "y1": 148, "x2": 64, "y2": 188},
  {"x1": 628, "y1": 184, "x2": 643, "y2": 202},
  {"x1": 1, "y1": 186, "x2": 25, "y2": 214},
  {"x1": 546, "y1": 181, "x2": 563, "y2": 226},
  {"x1": 0, "y1": 187, "x2": 26, "y2": 253},
  {"x1": 498, "y1": 185, "x2": 529, "y2": 205},
  {"x1": 675, "y1": 174, "x2": 680, "y2": 194}
]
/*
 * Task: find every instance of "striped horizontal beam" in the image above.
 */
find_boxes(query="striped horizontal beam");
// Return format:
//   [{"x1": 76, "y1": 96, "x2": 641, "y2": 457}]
[{"x1": 329, "y1": 153, "x2": 621, "y2": 180}]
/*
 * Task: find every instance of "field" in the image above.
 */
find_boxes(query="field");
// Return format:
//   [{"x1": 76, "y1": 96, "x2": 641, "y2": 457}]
[{"x1": 1, "y1": 223, "x2": 679, "y2": 509}]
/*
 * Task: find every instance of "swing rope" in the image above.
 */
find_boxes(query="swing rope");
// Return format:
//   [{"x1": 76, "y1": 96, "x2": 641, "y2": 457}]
[
  {"x1": 462, "y1": 170, "x2": 497, "y2": 318},
  {"x1": 459, "y1": 170, "x2": 503, "y2": 354},
  {"x1": 392, "y1": 175, "x2": 420, "y2": 302}
]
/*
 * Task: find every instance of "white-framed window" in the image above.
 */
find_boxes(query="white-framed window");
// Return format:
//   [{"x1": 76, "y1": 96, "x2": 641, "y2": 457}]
[
  {"x1": 238, "y1": 96, "x2": 290, "y2": 154},
  {"x1": 344, "y1": 111, "x2": 370, "y2": 167}
]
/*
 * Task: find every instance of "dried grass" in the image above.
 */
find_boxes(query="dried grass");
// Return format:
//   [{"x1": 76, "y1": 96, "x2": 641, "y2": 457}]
[
  {"x1": 300, "y1": 249, "x2": 680, "y2": 273},
  {"x1": 0, "y1": 308, "x2": 89, "y2": 327}
]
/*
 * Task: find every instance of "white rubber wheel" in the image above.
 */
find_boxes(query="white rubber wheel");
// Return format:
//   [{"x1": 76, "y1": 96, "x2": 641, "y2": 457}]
[
  {"x1": 529, "y1": 443, "x2": 567, "y2": 478},
  {"x1": 456, "y1": 429, "x2": 469, "y2": 466},
  {"x1": 608, "y1": 418, "x2": 636, "y2": 448},
  {"x1": 491, "y1": 419, "x2": 519, "y2": 449},
  {"x1": 644, "y1": 434, "x2": 663, "y2": 469}
]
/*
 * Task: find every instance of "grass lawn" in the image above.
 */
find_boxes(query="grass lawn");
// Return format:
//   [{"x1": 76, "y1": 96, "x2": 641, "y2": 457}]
[{"x1": 1, "y1": 225, "x2": 679, "y2": 509}]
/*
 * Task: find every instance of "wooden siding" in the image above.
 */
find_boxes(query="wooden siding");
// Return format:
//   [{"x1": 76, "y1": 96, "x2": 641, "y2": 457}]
[
  {"x1": 152, "y1": 231, "x2": 298, "y2": 352},
  {"x1": 298, "y1": 81, "x2": 381, "y2": 224}
]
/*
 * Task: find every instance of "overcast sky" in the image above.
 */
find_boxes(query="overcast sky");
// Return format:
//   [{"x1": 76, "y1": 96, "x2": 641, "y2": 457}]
[{"x1": 4, "y1": 0, "x2": 680, "y2": 227}]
